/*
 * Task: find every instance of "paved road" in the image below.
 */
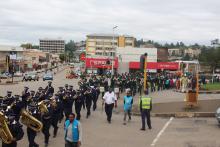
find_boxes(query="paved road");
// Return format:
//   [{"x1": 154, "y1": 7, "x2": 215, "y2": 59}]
[{"x1": 0, "y1": 70, "x2": 220, "y2": 147}]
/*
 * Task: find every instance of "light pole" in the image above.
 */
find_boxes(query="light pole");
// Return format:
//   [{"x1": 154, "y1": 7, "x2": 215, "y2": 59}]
[{"x1": 112, "y1": 25, "x2": 118, "y2": 77}]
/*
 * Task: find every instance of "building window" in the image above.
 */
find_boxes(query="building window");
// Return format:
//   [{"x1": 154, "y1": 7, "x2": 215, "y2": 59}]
[{"x1": 125, "y1": 43, "x2": 133, "y2": 46}]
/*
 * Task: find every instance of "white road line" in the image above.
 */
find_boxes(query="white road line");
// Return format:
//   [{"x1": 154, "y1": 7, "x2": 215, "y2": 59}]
[{"x1": 151, "y1": 117, "x2": 174, "y2": 146}]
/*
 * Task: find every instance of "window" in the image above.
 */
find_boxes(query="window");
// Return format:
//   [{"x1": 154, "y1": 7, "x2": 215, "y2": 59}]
[{"x1": 125, "y1": 43, "x2": 133, "y2": 46}]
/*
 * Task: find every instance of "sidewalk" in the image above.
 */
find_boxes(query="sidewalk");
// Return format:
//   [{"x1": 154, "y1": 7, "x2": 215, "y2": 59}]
[
  {"x1": 116, "y1": 90, "x2": 220, "y2": 117},
  {"x1": 0, "y1": 65, "x2": 67, "y2": 85}
]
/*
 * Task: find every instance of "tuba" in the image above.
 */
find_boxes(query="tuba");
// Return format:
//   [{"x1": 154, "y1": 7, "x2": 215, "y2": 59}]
[
  {"x1": 20, "y1": 109, "x2": 43, "y2": 132},
  {"x1": 0, "y1": 112, "x2": 13, "y2": 144}
]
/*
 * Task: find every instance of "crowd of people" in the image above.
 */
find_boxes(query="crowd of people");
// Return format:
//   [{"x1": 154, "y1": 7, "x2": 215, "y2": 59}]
[{"x1": 0, "y1": 71, "x2": 201, "y2": 147}]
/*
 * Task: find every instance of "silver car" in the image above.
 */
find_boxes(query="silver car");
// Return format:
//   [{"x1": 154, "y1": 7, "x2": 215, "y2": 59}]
[
  {"x1": 216, "y1": 107, "x2": 220, "y2": 124},
  {"x1": 23, "y1": 72, "x2": 39, "y2": 81}
]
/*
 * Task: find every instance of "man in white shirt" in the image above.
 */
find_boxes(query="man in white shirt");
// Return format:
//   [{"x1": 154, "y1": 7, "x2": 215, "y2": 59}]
[{"x1": 102, "y1": 88, "x2": 117, "y2": 123}]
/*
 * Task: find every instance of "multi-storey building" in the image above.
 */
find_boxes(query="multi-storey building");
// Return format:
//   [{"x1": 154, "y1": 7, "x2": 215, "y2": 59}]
[
  {"x1": 39, "y1": 39, "x2": 65, "y2": 53},
  {"x1": 184, "y1": 48, "x2": 201, "y2": 58},
  {"x1": 0, "y1": 45, "x2": 24, "y2": 73},
  {"x1": 168, "y1": 48, "x2": 184, "y2": 57},
  {"x1": 86, "y1": 34, "x2": 135, "y2": 57}
]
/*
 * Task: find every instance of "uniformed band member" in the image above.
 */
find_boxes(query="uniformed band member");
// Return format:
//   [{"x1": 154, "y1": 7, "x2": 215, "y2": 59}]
[
  {"x1": 57, "y1": 86, "x2": 65, "y2": 123},
  {"x1": 41, "y1": 103, "x2": 52, "y2": 147},
  {"x1": 64, "y1": 84, "x2": 69, "y2": 92},
  {"x1": 92, "y1": 86, "x2": 99, "y2": 111},
  {"x1": 69, "y1": 85, "x2": 76, "y2": 98},
  {"x1": 74, "y1": 90, "x2": 83, "y2": 120},
  {"x1": 50, "y1": 95, "x2": 61, "y2": 138},
  {"x1": 21, "y1": 86, "x2": 30, "y2": 109},
  {"x1": 102, "y1": 88, "x2": 117, "y2": 123},
  {"x1": 2, "y1": 115, "x2": 24, "y2": 147},
  {"x1": 35, "y1": 87, "x2": 45, "y2": 102},
  {"x1": 4, "y1": 91, "x2": 14, "y2": 106},
  {"x1": 84, "y1": 87, "x2": 92, "y2": 118},
  {"x1": 63, "y1": 90, "x2": 74, "y2": 120},
  {"x1": 27, "y1": 101, "x2": 40, "y2": 147},
  {"x1": 139, "y1": 90, "x2": 152, "y2": 131},
  {"x1": 44, "y1": 81, "x2": 54, "y2": 99}
]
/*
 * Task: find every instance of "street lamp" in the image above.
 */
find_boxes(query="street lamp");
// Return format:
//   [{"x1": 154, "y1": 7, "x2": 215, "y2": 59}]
[{"x1": 112, "y1": 25, "x2": 118, "y2": 77}]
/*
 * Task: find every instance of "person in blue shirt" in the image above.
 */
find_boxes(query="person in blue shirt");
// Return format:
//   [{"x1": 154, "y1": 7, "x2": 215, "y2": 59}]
[
  {"x1": 123, "y1": 89, "x2": 133, "y2": 125},
  {"x1": 64, "y1": 113, "x2": 82, "y2": 147}
]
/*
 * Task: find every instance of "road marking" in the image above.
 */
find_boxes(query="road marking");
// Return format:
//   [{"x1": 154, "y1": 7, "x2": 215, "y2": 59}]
[{"x1": 151, "y1": 117, "x2": 174, "y2": 146}]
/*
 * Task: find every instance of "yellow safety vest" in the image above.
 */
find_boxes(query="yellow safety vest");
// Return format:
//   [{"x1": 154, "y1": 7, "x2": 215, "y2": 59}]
[{"x1": 140, "y1": 97, "x2": 152, "y2": 109}]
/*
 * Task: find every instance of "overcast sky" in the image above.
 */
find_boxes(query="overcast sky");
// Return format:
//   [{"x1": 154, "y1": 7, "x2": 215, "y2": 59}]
[{"x1": 0, "y1": 0, "x2": 219, "y2": 45}]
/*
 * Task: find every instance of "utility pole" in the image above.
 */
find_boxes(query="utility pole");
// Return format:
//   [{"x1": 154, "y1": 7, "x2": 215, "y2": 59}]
[
  {"x1": 112, "y1": 25, "x2": 118, "y2": 77},
  {"x1": 144, "y1": 54, "x2": 148, "y2": 91}
]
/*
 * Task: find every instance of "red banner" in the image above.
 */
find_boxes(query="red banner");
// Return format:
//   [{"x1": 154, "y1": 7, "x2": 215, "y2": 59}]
[
  {"x1": 129, "y1": 62, "x2": 178, "y2": 70},
  {"x1": 85, "y1": 58, "x2": 118, "y2": 69},
  {"x1": 79, "y1": 52, "x2": 86, "y2": 61}
]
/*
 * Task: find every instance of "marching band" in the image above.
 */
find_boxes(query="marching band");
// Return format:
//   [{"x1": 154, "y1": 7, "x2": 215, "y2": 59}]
[{"x1": 0, "y1": 72, "x2": 147, "y2": 147}]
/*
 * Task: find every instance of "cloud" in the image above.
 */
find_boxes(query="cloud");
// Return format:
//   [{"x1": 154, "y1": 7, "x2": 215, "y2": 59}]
[{"x1": 0, "y1": 0, "x2": 220, "y2": 45}]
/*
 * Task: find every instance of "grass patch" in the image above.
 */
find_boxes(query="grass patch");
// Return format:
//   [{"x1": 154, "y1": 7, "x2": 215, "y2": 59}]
[{"x1": 201, "y1": 83, "x2": 220, "y2": 90}]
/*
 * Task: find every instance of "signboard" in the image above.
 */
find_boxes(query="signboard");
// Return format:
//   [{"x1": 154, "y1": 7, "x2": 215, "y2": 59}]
[
  {"x1": 129, "y1": 62, "x2": 179, "y2": 70},
  {"x1": 85, "y1": 58, "x2": 118, "y2": 69},
  {"x1": 79, "y1": 52, "x2": 86, "y2": 61},
  {"x1": 9, "y1": 54, "x2": 17, "y2": 60}
]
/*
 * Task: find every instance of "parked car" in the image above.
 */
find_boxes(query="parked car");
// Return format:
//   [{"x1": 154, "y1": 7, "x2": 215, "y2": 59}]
[
  {"x1": 43, "y1": 72, "x2": 53, "y2": 81},
  {"x1": 0, "y1": 72, "x2": 12, "y2": 79},
  {"x1": 14, "y1": 72, "x2": 23, "y2": 77},
  {"x1": 23, "y1": 72, "x2": 39, "y2": 81},
  {"x1": 216, "y1": 107, "x2": 220, "y2": 125}
]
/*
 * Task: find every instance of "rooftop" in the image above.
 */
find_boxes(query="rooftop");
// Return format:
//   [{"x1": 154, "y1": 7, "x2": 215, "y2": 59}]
[
  {"x1": 39, "y1": 38, "x2": 65, "y2": 41},
  {"x1": 87, "y1": 34, "x2": 134, "y2": 38},
  {"x1": 0, "y1": 45, "x2": 24, "y2": 52},
  {"x1": 87, "y1": 33, "x2": 119, "y2": 37}
]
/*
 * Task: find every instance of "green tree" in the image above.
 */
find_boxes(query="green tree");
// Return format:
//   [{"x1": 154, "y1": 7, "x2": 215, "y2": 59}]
[
  {"x1": 65, "y1": 40, "x2": 77, "y2": 52},
  {"x1": 65, "y1": 40, "x2": 77, "y2": 62},
  {"x1": 182, "y1": 53, "x2": 191, "y2": 61},
  {"x1": 20, "y1": 43, "x2": 32, "y2": 49},
  {"x1": 59, "y1": 54, "x2": 65, "y2": 62},
  {"x1": 199, "y1": 47, "x2": 220, "y2": 72},
  {"x1": 20, "y1": 43, "x2": 39, "y2": 49}
]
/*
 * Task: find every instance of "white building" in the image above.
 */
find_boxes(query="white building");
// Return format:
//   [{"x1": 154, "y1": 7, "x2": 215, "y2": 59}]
[
  {"x1": 184, "y1": 48, "x2": 201, "y2": 58},
  {"x1": 116, "y1": 47, "x2": 157, "y2": 73},
  {"x1": 0, "y1": 45, "x2": 25, "y2": 72},
  {"x1": 39, "y1": 38, "x2": 65, "y2": 53},
  {"x1": 117, "y1": 47, "x2": 157, "y2": 62}
]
